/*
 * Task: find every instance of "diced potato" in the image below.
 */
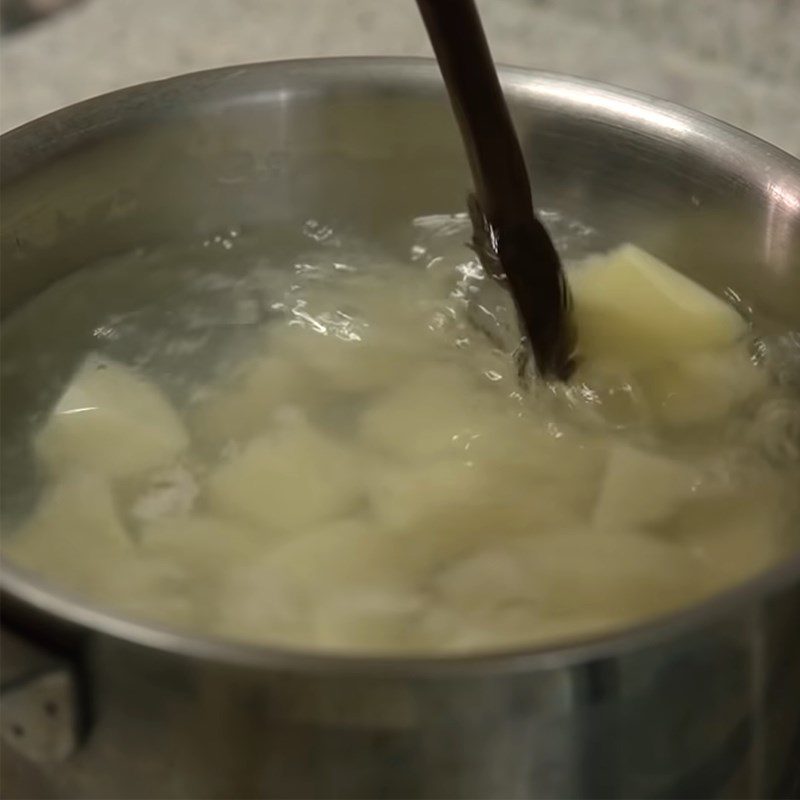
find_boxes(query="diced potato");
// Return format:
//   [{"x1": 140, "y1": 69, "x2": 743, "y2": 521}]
[
  {"x1": 434, "y1": 548, "x2": 541, "y2": 615},
  {"x1": 366, "y1": 405, "x2": 606, "y2": 562},
  {"x1": 568, "y1": 244, "x2": 745, "y2": 365},
  {"x1": 265, "y1": 263, "x2": 461, "y2": 395},
  {"x1": 139, "y1": 514, "x2": 266, "y2": 575},
  {"x1": 214, "y1": 520, "x2": 390, "y2": 645},
  {"x1": 593, "y1": 445, "x2": 699, "y2": 531},
  {"x1": 747, "y1": 398, "x2": 800, "y2": 466},
  {"x1": 469, "y1": 416, "x2": 609, "y2": 515},
  {"x1": 245, "y1": 518, "x2": 452, "y2": 596},
  {"x1": 514, "y1": 529, "x2": 707, "y2": 620},
  {"x1": 668, "y1": 478, "x2": 792, "y2": 590},
  {"x1": 639, "y1": 346, "x2": 767, "y2": 427},
  {"x1": 36, "y1": 355, "x2": 188, "y2": 479},
  {"x1": 190, "y1": 354, "x2": 316, "y2": 447},
  {"x1": 368, "y1": 457, "x2": 484, "y2": 530},
  {"x1": 560, "y1": 360, "x2": 652, "y2": 431},
  {"x1": 269, "y1": 322, "x2": 430, "y2": 395},
  {"x1": 88, "y1": 556, "x2": 195, "y2": 628},
  {"x1": 432, "y1": 545, "x2": 635, "y2": 651},
  {"x1": 212, "y1": 569, "x2": 310, "y2": 646},
  {"x1": 217, "y1": 517, "x2": 472, "y2": 648},
  {"x1": 129, "y1": 465, "x2": 199, "y2": 524},
  {"x1": 206, "y1": 416, "x2": 363, "y2": 533},
  {"x1": 6, "y1": 471, "x2": 132, "y2": 584},
  {"x1": 253, "y1": 520, "x2": 377, "y2": 583},
  {"x1": 360, "y1": 364, "x2": 502, "y2": 461},
  {"x1": 367, "y1": 454, "x2": 586, "y2": 555},
  {"x1": 5, "y1": 473, "x2": 195, "y2": 627},
  {"x1": 311, "y1": 588, "x2": 428, "y2": 651},
  {"x1": 294, "y1": 262, "x2": 457, "y2": 334},
  {"x1": 367, "y1": 458, "x2": 502, "y2": 569}
]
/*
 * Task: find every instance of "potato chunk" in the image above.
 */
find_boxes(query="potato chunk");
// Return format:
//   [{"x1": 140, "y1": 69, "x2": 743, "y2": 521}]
[
  {"x1": 36, "y1": 355, "x2": 188, "y2": 479},
  {"x1": 139, "y1": 514, "x2": 266, "y2": 575},
  {"x1": 639, "y1": 346, "x2": 766, "y2": 427},
  {"x1": 368, "y1": 454, "x2": 586, "y2": 555},
  {"x1": 669, "y1": 478, "x2": 793, "y2": 590},
  {"x1": 88, "y1": 557, "x2": 195, "y2": 628},
  {"x1": 5, "y1": 472, "x2": 193, "y2": 625},
  {"x1": 214, "y1": 520, "x2": 396, "y2": 645},
  {"x1": 269, "y1": 323, "x2": 428, "y2": 395},
  {"x1": 206, "y1": 416, "x2": 363, "y2": 534},
  {"x1": 433, "y1": 528, "x2": 707, "y2": 648},
  {"x1": 312, "y1": 588, "x2": 428, "y2": 651},
  {"x1": 265, "y1": 264, "x2": 457, "y2": 395},
  {"x1": 6, "y1": 471, "x2": 131, "y2": 581},
  {"x1": 569, "y1": 244, "x2": 745, "y2": 365},
  {"x1": 360, "y1": 364, "x2": 502, "y2": 461},
  {"x1": 434, "y1": 548, "x2": 540, "y2": 616},
  {"x1": 593, "y1": 445, "x2": 699, "y2": 531},
  {"x1": 515, "y1": 529, "x2": 707, "y2": 620},
  {"x1": 190, "y1": 354, "x2": 315, "y2": 447},
  {"x1": 248, "y1": 519, "x2": 384, "y2": 588}
]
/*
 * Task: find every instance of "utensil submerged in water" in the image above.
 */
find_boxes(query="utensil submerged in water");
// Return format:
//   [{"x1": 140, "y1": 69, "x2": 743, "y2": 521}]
[{"x1": 416, "y1": 0, "x2": 575, "y2": 380}]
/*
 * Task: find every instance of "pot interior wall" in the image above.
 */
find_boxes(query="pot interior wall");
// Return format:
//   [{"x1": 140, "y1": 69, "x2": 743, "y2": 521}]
[{"x1": 1, "y1": 64, "x2": 798, "y2": 323}]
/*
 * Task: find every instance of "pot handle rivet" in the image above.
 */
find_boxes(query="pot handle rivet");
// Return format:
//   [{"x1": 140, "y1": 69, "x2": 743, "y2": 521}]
[{"x1": 1, "y1": 628, "x2": 82, "y2": 764}]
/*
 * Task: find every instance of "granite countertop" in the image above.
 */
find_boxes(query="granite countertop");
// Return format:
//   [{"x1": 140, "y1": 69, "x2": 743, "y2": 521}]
[{"x1": 1, "y1": 0, "x2": 798, "y2": 155}]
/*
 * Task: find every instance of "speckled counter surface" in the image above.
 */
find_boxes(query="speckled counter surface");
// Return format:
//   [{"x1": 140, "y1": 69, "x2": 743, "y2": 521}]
[{"x1": 1, "y1": 0, "x2": 798, "y2": 155}]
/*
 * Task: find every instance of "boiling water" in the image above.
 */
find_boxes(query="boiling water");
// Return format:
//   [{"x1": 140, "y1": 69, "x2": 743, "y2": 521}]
[{"x1": 2, "y1": 214, "x2": 799, "y2": 653}]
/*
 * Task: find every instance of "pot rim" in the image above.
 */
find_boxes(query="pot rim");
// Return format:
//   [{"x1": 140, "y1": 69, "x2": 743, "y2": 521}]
[{"x1": 2, "y1": 56, "x2": 799, "y2": 675}]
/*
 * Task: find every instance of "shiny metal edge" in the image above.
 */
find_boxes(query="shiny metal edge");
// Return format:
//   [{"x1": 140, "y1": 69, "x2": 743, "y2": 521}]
[
  {"x1": 3, "y1": 550, "x2": 800, "y2": 674},
  {"x1": 2, "y1": 58, "x2": 799, "y2": 180}
]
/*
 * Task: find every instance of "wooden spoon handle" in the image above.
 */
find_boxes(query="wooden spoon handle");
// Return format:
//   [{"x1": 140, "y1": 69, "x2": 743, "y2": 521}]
[
  {"x1": 416, "y1": 0, "x2": 574, "y2": 379},
  {"x1": 416, "y1": 0, "x2": 531, "y2": 228}
]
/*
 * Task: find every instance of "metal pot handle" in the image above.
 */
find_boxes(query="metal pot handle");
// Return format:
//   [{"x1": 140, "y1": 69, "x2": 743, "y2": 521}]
[{"x1": 0, "y1": 625, "x2": 84, "y2": 764}]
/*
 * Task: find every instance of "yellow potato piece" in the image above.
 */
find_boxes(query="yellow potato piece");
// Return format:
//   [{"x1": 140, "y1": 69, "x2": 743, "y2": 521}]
[
  {"x1": 515, "y1": 529, "x2": 707, "y2": 620},
  {"x1": 639, "y1": 346, "x2": 767, "y2": 427},
  {"x1": 593, "y1": 445, "x2": 699, "y2": 531},
  {"x1": 569, "y1": 244, "x2": 745, "y2": 365},
  {"x1": 190, "y1": 354, "x2": 316, "y2": 447},
  {"x1": 249, "y1": 519, "x2": 384, "y2": 587},
  {"x1": 433, "y1": 529, "x2": 706, "y2": 650},
  {"x1": 269, "y1": 322, "x2": 428, "y2": 395},
  {"x1": 36, "y1": 355, "x2": 188, "y2": 479},
  {"x1": 216, "y1": 517, "x2": 470, "y2": 648},
  {"x1": 360, "y1": 364, "x2": 503, "y2": 461},
  {"x1": 669, "y1": 479, "x2": 792, "y2": 591},
  {"x1": 139, "y1": 513, "x2": 267, "y2": 575},
  {"x1": 206, "y1": 416, "x2": 363, "y2": 534},
  {"x1": 311, "y1": 588, "x2": 428, "y2": 651},
  {"x1": 368, "y1": 454, "x2": 586, "y2": 554},
  {"x1": 265, "y1": 264, "x2": 458, "y2": 395},
  {"x1": 6, "y1": 472, "x2": 131, "y2": 583},
  {"x1": 5, "y1": 472, "x2": 195, "y2": 626},
  {"x1": 88, "y1": 557, "x2": 195, "y2": 628},
  {"x1": 214, "y1": 520, "x2": 395, "y2": 645},
  {"x1": 560, "y1": 359, "x2": 652, "y2": 431},
  {"x1": 434, "y1": 548, "x2": 541, "y2": 617}
]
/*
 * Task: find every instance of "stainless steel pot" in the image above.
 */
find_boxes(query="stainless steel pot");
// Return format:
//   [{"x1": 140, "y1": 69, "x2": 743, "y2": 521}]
[{"x1": 1, "y1": 58, "x2": 799, "y2": 800}]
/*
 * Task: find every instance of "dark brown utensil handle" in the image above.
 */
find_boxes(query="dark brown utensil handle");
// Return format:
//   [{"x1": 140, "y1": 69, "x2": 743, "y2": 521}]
[
  {"x1": 415, "y1": 0, "x2": 534, "y2": 228},
  {"x1": 416, "y1": 0, "x2": 575, "y2": 380}
]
